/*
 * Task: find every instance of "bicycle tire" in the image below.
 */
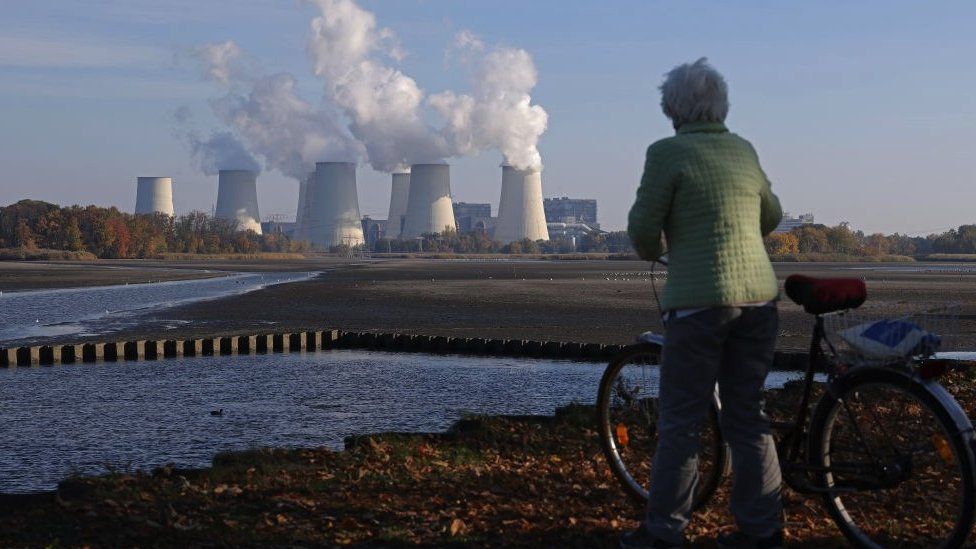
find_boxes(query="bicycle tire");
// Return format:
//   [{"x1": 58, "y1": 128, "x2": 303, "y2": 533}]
[
  {"x1": 808, "y1": 367, "x2": 976, "y2": 548},
  {"x1": 596, "y1": 343, "x2": 728, "y2": 507}
]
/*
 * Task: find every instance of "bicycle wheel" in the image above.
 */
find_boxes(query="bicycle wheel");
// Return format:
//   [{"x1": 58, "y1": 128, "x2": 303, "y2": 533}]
[
  {"x1": 809, "y1": 367, "x2": 976, "y2": 548},
  {"x1": 596, "y1": 343, "x2": 728, "y2": 506}
]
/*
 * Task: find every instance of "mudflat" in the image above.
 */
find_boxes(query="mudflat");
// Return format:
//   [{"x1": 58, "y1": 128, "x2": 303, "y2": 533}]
[
  {"x1": 0, "y1": 257, "x2": 356, "y2": 292},
  {"x1": 71, "y1": 258, "x2": 976, "y2": 350},
  {"x1": 0, "y1": 261, "x2": 225, "y2": 291}
]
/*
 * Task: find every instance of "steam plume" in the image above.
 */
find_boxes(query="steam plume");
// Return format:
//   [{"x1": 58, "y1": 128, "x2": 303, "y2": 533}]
[
  {"x1": 429, "y1": 31, "x2": 548, "y2": 170},
  {"x1": 191, "y1": 40, "x2": 362, "y2": 179},
  {"x1": 185, "y1": 130, "x2": 261, "y2": 175},
  {"x1": 306, "y1": 0, "x2": 448, "y2": 172}
]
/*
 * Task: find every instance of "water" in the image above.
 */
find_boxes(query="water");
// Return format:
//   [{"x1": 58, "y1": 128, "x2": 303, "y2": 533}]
[
  {"x1": 840, "y1": 265, "x2": 976, "y2": 273},
  {"x1": 0, "y1": 350, "x2": 807, "y2": 493},
  {"x1": 0, "y1": 271, "x2": 316, "y2": 346}
]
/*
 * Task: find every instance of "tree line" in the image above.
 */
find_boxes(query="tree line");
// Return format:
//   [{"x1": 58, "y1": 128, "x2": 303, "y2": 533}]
[
  {"x1": 4, "y1": 199, "x2": 976, "y2": 259},
  {"x1": 382, "y1": 223, "x2": 976, "y2": 258},
  {"x1": 0, "y1": 200, "x2": 303, "y2": 258},
  {"x1": 763, "y1": 223, "x2": 962, "y2": 258}
]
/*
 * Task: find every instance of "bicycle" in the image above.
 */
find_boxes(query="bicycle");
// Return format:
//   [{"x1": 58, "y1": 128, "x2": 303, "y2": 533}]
[{"x1": 597, "y1": 273, "x2": 976, "y2": 548}]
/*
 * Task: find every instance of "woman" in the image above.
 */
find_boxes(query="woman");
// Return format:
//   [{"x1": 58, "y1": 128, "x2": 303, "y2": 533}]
[{"x1": 621, "y1": 58, "x2": 784, "y2": 549}]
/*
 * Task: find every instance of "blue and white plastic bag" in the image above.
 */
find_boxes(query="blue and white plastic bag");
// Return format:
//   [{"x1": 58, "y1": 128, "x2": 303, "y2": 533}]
[{"x1": 838, "y1": 319, "x2": 941, "y2": 359}]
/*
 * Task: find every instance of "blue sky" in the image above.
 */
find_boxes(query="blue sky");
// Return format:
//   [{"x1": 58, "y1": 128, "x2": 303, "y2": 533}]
[{"x1": 1, "y1": 0, "x2": 974, "y2": 234}]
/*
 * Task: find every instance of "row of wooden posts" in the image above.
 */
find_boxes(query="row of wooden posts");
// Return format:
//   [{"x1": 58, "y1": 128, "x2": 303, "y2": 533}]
[{"x1": 0, "y1": 329, "x2": 809, "y2": 369}]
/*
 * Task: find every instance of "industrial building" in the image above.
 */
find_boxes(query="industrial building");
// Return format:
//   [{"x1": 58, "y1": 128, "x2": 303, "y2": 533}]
[
  {"x1": 361, "y1": 216, "x2": 387, "y2": 247},
  {"x1": 774, "y1": 212, "x2": 815, "y2": 233},
  {"x1": 215, "y1": 170, "x2": 262, "y2": 234},
  {"x1": 134, "y1": 177, "x2": 174, "y2": 216},
  {"x1": 543, "y1": 197, "x2": 598, "y2": 227},
  {"x1": 453, "y1": 202, "x2": 491, "y2": 233}
]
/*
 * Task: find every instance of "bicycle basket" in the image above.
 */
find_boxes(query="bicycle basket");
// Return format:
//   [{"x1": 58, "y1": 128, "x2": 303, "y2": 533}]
[{"x1": 822, "y1": 303, "x2": 961, "y2": 367}]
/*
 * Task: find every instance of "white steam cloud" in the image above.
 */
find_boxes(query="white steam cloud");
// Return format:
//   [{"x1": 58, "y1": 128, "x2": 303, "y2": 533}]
[
  {"x1": 430, "y1": 31, "x2": 548, "y2": 171},
  {"x1": 180, "y1": 4, "x2": 550, "y2": 178},
  {"x1": 189, "y1": 40, "x2": 362, "y2": 180},
  {"x1": 306, "y1": 0, "x2": 447, "y2": 172},
  {"x1": 185, "y1": 130, "x2": 261, "y2": 175}
]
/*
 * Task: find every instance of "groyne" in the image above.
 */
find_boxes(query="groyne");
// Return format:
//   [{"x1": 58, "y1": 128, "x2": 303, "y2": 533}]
[{"x1": 0, "y1": 330, "x2": 810, "y2": 369}]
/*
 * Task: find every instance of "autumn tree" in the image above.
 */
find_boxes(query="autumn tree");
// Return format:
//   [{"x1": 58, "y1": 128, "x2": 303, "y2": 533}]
[{"x1": 764, "y1": 232, "x2": 800, "y2": 256}]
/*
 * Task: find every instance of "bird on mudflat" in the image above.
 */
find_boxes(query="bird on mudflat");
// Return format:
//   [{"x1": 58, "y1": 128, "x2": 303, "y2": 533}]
[{"x1": 210, "y1": 409, "x2": 224, "y2": 416}]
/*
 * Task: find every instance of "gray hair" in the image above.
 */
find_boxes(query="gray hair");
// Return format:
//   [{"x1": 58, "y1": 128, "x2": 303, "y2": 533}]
[{"x1": 659, "y1": 57, "x2": 729, "y2": 128}]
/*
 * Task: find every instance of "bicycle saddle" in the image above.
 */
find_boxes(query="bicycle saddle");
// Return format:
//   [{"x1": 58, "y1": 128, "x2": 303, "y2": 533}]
[{"x1": 784, "y1": 274, "x2": 867, "y2": 315}]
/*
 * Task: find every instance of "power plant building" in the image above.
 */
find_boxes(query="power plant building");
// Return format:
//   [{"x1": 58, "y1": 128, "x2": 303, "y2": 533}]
[
  {"x1": 361, "y1": 216, "x2": 387, "y2": 247},
  {"x1": 215, "y1": 170, "x2": 262, "y2": 234},
  {"x1": 134, "y1": 177, "x2": 174, "y2": 216},
  {"x1": 453, "y1": 202, "x2": 491, "y2": 233},
  {"x1": 543, "y1": 197, "x2": 598, "y2": 227},
  {"x1": 305, "y1": 161, "x2": 364, "y2": 248},
  {"x1": 401, "y1": 163, "x2": 456, "y2": 238},
  {"x1": 494, "y1": 166, "x2": 549, "y2": 243}
]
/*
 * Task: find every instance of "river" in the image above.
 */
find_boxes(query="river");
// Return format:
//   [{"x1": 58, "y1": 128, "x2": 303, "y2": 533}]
[
  {"x1": 0, "y1": 271, "x2": 316, "y2": 346},
  {"x1": 0, "y1": 350, "x2": 808, "y2": 493}
]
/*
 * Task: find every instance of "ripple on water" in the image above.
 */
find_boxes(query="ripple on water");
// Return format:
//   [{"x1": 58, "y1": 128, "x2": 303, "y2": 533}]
[{"x1": 0, "y1": 350, "x2": 807, "y2": 493}]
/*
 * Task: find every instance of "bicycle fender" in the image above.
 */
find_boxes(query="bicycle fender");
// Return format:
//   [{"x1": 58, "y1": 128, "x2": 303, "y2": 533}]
[
  {"x1": 845, "y1": 367, "x2": 976, "y2": 484},
  {"x1": 917, "y1": 376, "x2": 976, "y2": 480}
]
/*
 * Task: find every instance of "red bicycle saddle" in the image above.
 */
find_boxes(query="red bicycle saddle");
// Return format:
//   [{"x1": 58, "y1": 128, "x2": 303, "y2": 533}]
[{"x1": 784, "y1": 274, "x2": 867, "y2": 315}]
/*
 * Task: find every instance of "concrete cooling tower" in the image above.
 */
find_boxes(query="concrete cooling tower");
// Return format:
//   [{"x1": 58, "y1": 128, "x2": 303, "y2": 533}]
[
  {"x1": 134, "y1": 177, "x2": 174, "y2": 216},
  {"x1": 493, "y1": 165, "x2": 550, "y2": 243},
  {"x1": 387, "y1": 171, "x2": 410, "y2": 238},
  {"x1": 294, "y1": 172, "x2": 313, "y2": 241},
  {"x1": 305, "y1": 161, "x2": 364, "y2": 248},
  {"x1": 401, "y1": 163, "x2": 455, "y2": 238},
  {"x1": 215, "y1": 170, "x2": 262, "y2": 234}
]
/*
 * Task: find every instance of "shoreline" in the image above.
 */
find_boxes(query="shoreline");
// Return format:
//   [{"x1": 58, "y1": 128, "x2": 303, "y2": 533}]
[{"x1": 3, "y1": 258, "x2": 976, "y2": 349}]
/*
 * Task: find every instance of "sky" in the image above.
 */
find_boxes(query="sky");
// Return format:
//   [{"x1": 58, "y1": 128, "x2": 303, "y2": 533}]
[{"x1": 1, "y1": 0, "x2": 974, "y2": 235}]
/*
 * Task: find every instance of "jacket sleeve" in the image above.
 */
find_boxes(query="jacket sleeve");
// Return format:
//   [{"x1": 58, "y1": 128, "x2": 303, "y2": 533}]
[
  {"x1": 749, "y1": 143, "x2": 782, "y2": 236},
  {"x1": 758, "y1": 167, "x2": 782, "y2": 236},
  {"x1": 628, "y1": 143, "x2": 674, "y2": 260}
]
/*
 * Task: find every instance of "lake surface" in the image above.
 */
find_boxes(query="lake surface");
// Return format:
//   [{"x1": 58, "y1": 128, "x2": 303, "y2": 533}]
[
  {"x1": 0, "y1": 350, "x2": 807, "y2": 493},
  {"x1": 0, "y1": 271, "x2": 316, "y2": 346}
]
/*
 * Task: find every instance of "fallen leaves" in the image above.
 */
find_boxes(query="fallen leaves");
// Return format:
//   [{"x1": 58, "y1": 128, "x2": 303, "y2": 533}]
[{"x1": 8, "y1": 392, "x2": 954, "y2": 547}]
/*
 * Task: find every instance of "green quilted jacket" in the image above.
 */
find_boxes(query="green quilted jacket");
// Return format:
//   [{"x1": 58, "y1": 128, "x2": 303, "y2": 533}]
[{"x1": 627, "y1": 121, "x2": 782, "y2": 311}]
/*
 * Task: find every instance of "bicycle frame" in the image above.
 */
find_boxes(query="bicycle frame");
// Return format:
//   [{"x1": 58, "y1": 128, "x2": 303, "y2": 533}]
[{"x1": 778, "y1": 315, "x2": 829, "y2": 469}]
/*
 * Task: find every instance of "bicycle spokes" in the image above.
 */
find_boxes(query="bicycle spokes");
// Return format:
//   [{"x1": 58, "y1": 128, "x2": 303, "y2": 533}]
[{"x1": 818, "y1": 380, "x2": 969, "y2": 546}]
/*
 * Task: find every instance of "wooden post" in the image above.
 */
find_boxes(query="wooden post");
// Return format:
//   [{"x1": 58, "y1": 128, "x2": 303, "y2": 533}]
[
  {"x1": 103, "y1": 342, "x2": 121, "y2": 362},
  {"x1": 17, "y1": 347, "x2": 40, "y2": 367}
]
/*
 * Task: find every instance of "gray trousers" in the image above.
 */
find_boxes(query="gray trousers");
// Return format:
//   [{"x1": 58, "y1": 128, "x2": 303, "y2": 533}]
[{"x1": 645, "y1": 306, "x2": 783, "y2": 543}]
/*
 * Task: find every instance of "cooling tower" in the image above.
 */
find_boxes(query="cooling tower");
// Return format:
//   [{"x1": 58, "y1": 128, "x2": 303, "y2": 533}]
[
  {"x1": 294, "y1": 171, "x2": 313, "y2": 241},
  {"x1": 306, "y1": 161, "x2": 364, "y2": 248},
  {"x1": 134, "y1": 177, "x2": 174, "y2": 216},
  {"x1": 401, "y1": 163, "x2": 455, "y2": 238},
  {"x1": 493, "y1": 165, "x2": 550, "y2": 243},
  {"x1": 215, "y1": 170, "x2": 262, "y2": 234},
  {"x1": 387, "y1": 171, "x2": 410, "y2": 238}
]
